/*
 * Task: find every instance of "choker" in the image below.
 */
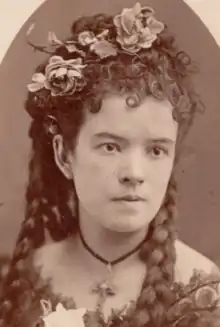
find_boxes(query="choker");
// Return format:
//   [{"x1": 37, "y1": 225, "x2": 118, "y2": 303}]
[{"x1": 78, "y1": 227, "x2": 146, "y2": 309}]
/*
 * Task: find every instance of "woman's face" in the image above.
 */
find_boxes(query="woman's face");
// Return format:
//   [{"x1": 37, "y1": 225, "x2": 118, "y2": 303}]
[{"x1": 59, "y1": 93, "x2": 178, "y2": 233}]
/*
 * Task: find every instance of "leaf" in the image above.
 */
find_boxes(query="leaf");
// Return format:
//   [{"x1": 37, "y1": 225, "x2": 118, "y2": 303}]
[
  {"x1": 48, "y1": 31, "x2": 63, "y2": 46},
  {"x1": 26, "y1": 23, "x2": 36, "y2": 36},
  {"x1": 78, "y1": 31, "x2": 97, "y2": 46},
  {"x1": 49, "y1": 56, "x2": 64, "y2": 64},
  {"x1": 67, "y1": 58, "x2": 84, "y2": 65},
  {"x1": 90, "y1": 40, "x2": 117, "y2": 58},
  {"x1": 65, "y1": 43, "x2": 78, "y2": 53},
  {"x1": 65, "y1": 43, "x2": 85, "y2": 57},
  {"x1": 96, "y1": 29, "x2": 109, "y2": 40}
]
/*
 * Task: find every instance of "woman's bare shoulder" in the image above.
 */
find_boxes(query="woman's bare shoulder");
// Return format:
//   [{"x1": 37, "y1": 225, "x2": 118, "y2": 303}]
[
  {"x1": 32, "y1": 237, "x2": 75, "y2": 279},
  {"x1": 174, "y1": 239, "x2": 219, "y2": 284}
]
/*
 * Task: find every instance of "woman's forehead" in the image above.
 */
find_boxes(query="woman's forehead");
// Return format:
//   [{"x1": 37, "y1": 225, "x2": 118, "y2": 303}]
[{"x1": 82, "y1": 93, "x2": 178, "y2": 142}]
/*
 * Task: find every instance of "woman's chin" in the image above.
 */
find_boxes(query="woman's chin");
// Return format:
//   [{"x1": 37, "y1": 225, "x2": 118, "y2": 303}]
[{"x1": 102, "y1": 216, "x2": 150, "y2": 234}]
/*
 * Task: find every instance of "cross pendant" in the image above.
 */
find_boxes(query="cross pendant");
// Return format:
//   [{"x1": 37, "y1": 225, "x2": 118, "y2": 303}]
[
  {"x1": 92, "y1": 280, "x2": 116, "y2": 311},
  {"x1": 92, "y1": 263, "x2": 116, "y2": 310}
]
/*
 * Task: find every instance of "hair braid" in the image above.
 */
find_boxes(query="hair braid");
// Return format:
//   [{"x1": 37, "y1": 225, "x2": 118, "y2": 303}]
[
  {"x1": 0, "y1": 119, "x2": 78, "y2": 326},
  {"x1": 130, "y1": 175, "x2": 178, "y2": 327}
]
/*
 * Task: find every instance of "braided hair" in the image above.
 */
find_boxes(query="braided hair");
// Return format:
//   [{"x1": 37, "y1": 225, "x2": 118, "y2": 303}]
[{"x1": 0, "y1": 9, "x2": 202, "y2": 327}]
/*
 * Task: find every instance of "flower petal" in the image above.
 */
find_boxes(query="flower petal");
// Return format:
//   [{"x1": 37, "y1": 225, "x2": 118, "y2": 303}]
[
  {"x1": 73, "y1": 65, "x2": 87, "y2": 72},
  {"x1": 147, "y1": 17, "x2": 165, "y2": 34},
  {"x1": 120, "y1": 43, "x2": 140, "y2": 53},
  {"x1": 75, "y1": 308, "x2": 87, "y2": 317},
  {"x1": 40, "y1": 299, "x2": 53, "y2": 316},
  {"x1": 67, "y1": 70, "x2": 82, "y2": 78},
  {"x1": 121, "y1": 9, "x2": 135, "y2": 35},
  {"x1": 32, "y1": 73, "x2": 46, "y2": 83},
  {"x1": 45, "y1": 62, "x2": 60, "y2": 75},
  {"x1": 122, "y1": 34, "x2": 139, "y2": 46},
  {"x1": 113, "y1": 14, "x2": 122, "y2": 29},
  {"x1": 55, "y1": 67, "x2": 67, "y2": 77},
  {"x1": 67, "y1": 58, "x2": 83, "y2": 65},
  {"x1": 63, "y1": 80, "x2": 76, "y2": 93},
  {"x1": 56, "y1": 303, "x2": 67, "y2": 312},
  {"x1": 42, "y1": 304, "x2": 87, "y2": 327},
  {"x1": 27, "y1": 82, "x2": 44, "y2": 92},
  {"x1": 140, "y1": 27, "x2": 151, "y2": 37},
  {"x1": 44, "y1": 80, "x2": 52, "y2": 90},
  {"x1": 47, "y1": 70, "x2": 57, "y2": 80},
  {"x1": 132, "y1": 2, "x2": 142, "y2": 16},
  {"x1": 49, "y1": 56, "x2": 64, "y2": 64},
  {"x1": 141, "y1": 6, "x2": 155, "y2": 18},
  {"x1": 139, "y1": 28, "x2": 157, "y2": 48}
]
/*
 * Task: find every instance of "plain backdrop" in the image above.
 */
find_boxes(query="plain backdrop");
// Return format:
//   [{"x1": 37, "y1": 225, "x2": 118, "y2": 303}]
[
  {"x1": 0, "y1": 0, "x2": 219, "y2": 63},
  {"x1": 0, "y1": 0, "x2": 220, "y2": 263}
]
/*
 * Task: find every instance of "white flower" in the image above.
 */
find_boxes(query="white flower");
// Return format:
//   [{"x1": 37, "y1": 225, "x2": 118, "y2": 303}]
[{"x1": 42, "y1": 302, "x2": 86, "y2": 327}]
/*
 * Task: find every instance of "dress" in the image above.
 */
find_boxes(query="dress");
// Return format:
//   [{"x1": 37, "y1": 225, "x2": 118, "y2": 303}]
[{"x1": 0, "y1": 240, "x2": 220, "y2": 327}]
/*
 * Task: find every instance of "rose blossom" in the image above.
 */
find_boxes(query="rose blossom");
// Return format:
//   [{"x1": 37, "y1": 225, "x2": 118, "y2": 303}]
[
  {"x1": 27, "y1": 56, "x2": 86, "y2": 96},
  {"x1": 113, "y1": 2, "x2": 164, "y2": 53}
]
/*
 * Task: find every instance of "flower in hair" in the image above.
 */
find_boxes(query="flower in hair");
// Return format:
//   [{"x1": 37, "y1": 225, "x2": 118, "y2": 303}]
[
  {"x1": 27, "y1": 56, "x2": 87, "y2": 96},
  {"x1": 26, "y1": 3, "x2": 165, "y2": 97},
  {"x1": 40, "y1": 300, "x2": 86, "y2": 327},
  {"x1": 48, "y1": 31, "x2": 86, "y2": 55},
  {"x1": 78, "y1": 29, "x2": 117, "y2": 58},
  {"x1": 113, "y1": 2, "x2": 164, "y2": 53}
]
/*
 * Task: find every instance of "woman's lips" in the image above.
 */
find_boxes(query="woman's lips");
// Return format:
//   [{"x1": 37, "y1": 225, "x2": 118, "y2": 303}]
[
  {"x1": 112, "y1": 195, "x2": 146, "y2": 212},
  {"x1": 112, "y1": 195, "x2": 145, "y2": 202}
]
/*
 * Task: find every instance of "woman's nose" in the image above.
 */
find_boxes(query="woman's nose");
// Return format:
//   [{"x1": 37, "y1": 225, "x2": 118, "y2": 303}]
[
  {"x1": 119, "y1": 175, "x2": 144, "y2": 186},
  {"x1": 118, "y1": 151, "x2": 145, "y2": 186}
]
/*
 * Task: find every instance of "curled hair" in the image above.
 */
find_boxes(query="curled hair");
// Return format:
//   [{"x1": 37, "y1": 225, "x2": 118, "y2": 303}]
[{"x1": 0, "y1": 10, "x2": 202, "y2": 327}]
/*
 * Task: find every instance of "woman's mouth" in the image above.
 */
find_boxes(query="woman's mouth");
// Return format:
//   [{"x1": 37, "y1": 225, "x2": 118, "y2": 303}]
[{"x1": 112, "y1": 195, "x2": 145, "y2": 202}]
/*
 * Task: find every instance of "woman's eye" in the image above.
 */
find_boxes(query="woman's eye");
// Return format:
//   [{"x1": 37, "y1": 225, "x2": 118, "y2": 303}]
[
  {"x1": 148, "y1": 146, "x2": 168, "y2": 158},
  {"x1": 100, "y1": 143, "x2": 120, "y2": 153}
]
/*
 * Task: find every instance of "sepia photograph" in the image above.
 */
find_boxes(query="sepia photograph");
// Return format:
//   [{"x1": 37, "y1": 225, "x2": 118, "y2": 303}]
[{"x1": 0, "y1": 0, "x2": 220, "y2": 326}]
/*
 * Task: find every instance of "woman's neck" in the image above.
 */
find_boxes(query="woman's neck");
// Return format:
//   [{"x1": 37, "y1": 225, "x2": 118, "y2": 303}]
[{"x1": 76, "y1": 211, "x2": 148, "y2": 271}]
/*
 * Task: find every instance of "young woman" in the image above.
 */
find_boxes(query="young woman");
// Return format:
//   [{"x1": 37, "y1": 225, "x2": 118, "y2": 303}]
[{"x1": 0, "y1": 3, "x2": 219, "y2": 327}]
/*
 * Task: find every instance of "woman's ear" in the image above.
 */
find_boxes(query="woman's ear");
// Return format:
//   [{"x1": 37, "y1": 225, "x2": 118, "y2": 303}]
[{"x1": 52, "y1": 134, "x2": 73, "y2": 180}]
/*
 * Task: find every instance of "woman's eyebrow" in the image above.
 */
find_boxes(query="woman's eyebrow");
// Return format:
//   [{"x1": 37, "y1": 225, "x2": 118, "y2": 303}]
[
  {"x1": 92, "y1": 132, "x2": 175, "y2": 144},
  {"x1": 149, "y1": 138, "x2": 175, "y2": 144},
  {"x1": 92, "y1": 132, "x2": 127, "y2": 142}
]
